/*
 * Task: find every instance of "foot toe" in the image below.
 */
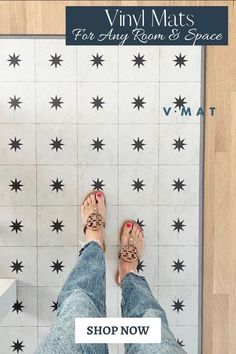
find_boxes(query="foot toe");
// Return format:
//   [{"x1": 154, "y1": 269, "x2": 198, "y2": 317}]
[
  {"x1": 96, "y1": 191, "x2": 105, "y2": 212},
  {"x1": 121, "y1": 222, "x2": 132, "y2": 244},
  {"x1": 90, "y1": 193, "x2": 96, "y2": 207}
]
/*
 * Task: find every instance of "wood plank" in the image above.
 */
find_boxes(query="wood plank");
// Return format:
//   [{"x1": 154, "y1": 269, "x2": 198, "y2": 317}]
[{"x1": 213, "y1": 294, "x2": 229, "y2": 354}]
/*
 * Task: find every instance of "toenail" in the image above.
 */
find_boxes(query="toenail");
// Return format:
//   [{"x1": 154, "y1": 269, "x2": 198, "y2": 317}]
[
  {"x1": 126, "y1": 223, "x2": 132, "y2": 228},
  {"x1": 96, "y1": 192, "x2": 102, "y2": 198}
]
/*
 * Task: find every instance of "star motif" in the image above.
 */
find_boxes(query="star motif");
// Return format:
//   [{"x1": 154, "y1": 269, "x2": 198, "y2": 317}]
[
  {"x1": 79, "y1": 247, "x2": 84, "y2": 257},
  {"x1": 171, "y1": 218, "x2": 186, "y2": 233},
  {"x1": 8, "y1": 95, "x2": 22, "y2": 110},
  {"x1": 131, "y1": 178, "x2": 145, "y2": 192},
  {"x1": 10, "y1": 219, "x2": 24, "y2": 234},
  {"x1": 171, "y1": 259, "x2": 186, "y2": 273},
  {"x1": 136, "y1": 260, "x2": 146, "y2": 273},
  {"x1": 51, "y1": 259, "x2": 65, "y2": 273},
  {"x1": 50, "y1": 219, "x2": 65, "y2": 233},
  {"x1": 172, "y1": 138, "x2": 186, "y2": 151},
  {"x1": 171, "y1": 298, "x2": 185, "y2": 313},
  {"x1": 12, "y1": 300, "x2": 24, "y2": 314},
  {"x1": 176, "y1": 338, "x2": 185, "y2": 347},
  {"x1": 11, "y1": 339, "x2": 25, "y2": 353},
  {"x1": 91, "y1": 95, "x2": 105, "y2": 110},
  {"x1": 50, "y1": 137, "x2": 64, "y2": 152},
  {"x1": 136, "y1": 218, "x2": 145, "y2": 230},
  {"x1": 49, "y1": 53, "x2": 63, "y2": 68},
  {"x1": 8, "y1": 137, "x2": 23, "y2": 152},
  {"x1": 7, "y1": 53, "x2": 21, "y2": 68},
  {"x1": 173, "y1": 95, "x2": 187, "y2": 110},
  {"x1": 9, "y1": 178, "x2": 23, "y2": 193},
  {"x1": 91, "y1": 178, "x2": 105, "y2": 191},
  {"x1": 49, "y1": 95, "x2": 64, "y2": 110},
  {"x1": 50, "y1": 178, "x2": 64, "y2": 193},
  {"x1": 132, "y1": 137, "x2": 146, "y2": 151},
  {"x1": 132, "y1": 53, "x2": 146, "y2": 68},
  {"x1": 132, "y1": 95, "x2": 146, "y2": 110},
  {"x1": 10, "y1": 259, "x2": 24, "y2": 274},
  {"x1": 91, "y1": 53, "x2": 104, "y2": 68},
  {"x1": 173, "y1": 53, "x2": 187, "y2": 68},
  {"x1": 51, "y1": 300, "x2": 58, "y2": 312},
  {"x1": 91, "y1": 137, "x2": 105, "y2": 152},
  {"x1": 172, "y1": 178, "x2": 186, "y2": 192}
]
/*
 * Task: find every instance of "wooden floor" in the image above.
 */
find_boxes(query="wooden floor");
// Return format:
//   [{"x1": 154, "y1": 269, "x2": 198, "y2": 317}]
[{"x1": 0, "y1": 1, "x2": 235, "y2": 353}]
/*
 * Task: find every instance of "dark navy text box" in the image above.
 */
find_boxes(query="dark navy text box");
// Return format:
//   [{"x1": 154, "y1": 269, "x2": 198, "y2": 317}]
[{"x1": 66, "y1": 6, "x2": 228, "y2": 46}]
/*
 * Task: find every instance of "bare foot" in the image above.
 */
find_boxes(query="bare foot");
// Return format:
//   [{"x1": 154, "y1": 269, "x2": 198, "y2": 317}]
[
  {"x1": 81, "y1": 191, "x2": 106, "y2": 249},
  {"x1": 118, "y1": 221, "x2": 144, "y2": 284}
]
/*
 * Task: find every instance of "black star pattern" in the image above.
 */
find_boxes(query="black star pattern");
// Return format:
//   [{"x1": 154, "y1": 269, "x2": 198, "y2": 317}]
[
  {"x1": 10, "y1": 219, "x2": 24, "y2": 234},
  {"x1": 91, "y1": 137, "x2": 105, "y2": 152},
  {"x1": 11, "y1": 339, "x2": 25, "y2": 353},
  {"x1": 10, "y1": 259, "x2": 24, "y2": 274},
  {"x1": 132, "y1": 138, "x2": 146, "y2": 152},
  {"x1": 171, "y1": 259, "x2": 186, "y2": 273},
  {"x1": 136, "y1": 218, "x2": 145, "y2": 230},
  {"x1": 173, "y1": 95, "x2": 187, "y2": 110},
  {"x1": 8, "y1": 137, "x2": 23, "y2": 152},
  {"x1": 51, "y1": 259, "x2": 65, "y2": 274},
  {"x1": 50, "y1": 219, "x2": 65, "y2": 233},
  {"x1": 50, "y1": 178, "x2": 64, "y2": 193},
  {"x1": 131, "y1": 178, "x2": 145, "y2": 192},
  {"x1": 132, "y1": 53, "x2": 146, "y2": 68},
  {"x1": 49, "y1": 53, "x2": 63, "y2": 68},
  {"x1": 176, "y1": 338, "x2": 185, "y2": 347},
  {"x1": 91, "y1": 53, "x2": 104, "y2": 68},
  {"x1": 7, "y1": 53, "x2": 21, "y2": 68},
  {"x1": 172, "y1": 138, "x2": 186, "y2": 151},
  {"x1": 12, "y1": 300, "x2": 24, "y2": 314},
  {"x1": 91, "y1": 178, "x2": 105, "y2": 191},
  {"x1": 91, "y1": 95, "x2": 105, "y2": 110},
  {"x1": 172, "y1": 218, "x2": 186, "y2": 233},
  {"x1": 132, "y1": 95, "x2": 146, "y2": 110},
  {"x1": 79, "y1": 247, "x2": 84, "y2": 257},
  {"x1": 172, "y1": 178, "x2": 186, "y2": 192},
  {"x1": 9, "y1": 178, "x2": 23, "y2": 193},
  {"x1": 50, "y1": 137, "x2": 64, "y2": 152},
  {"x1": 173, "y1": 53, "x2": 187, "y2": 68},
  {"x1": 171, "y1": 298, "x2": 185, "y2": 313},
  {"x1": 8, "y1": 95, "x2": 22, "y2": 110},
  {"x1": 49, "y1": 95, "x2": 64, "y2": 110},
  {"x1": 51, "y1": 300, "x2": 58, "y2": 312},
  {"x1": 136, "y1": 260, "x2": 146, "y2": 273}
]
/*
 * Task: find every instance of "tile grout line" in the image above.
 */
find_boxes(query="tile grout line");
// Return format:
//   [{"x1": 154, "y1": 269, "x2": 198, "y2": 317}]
[
  {"x1": 158, "y1": 46, "x2": 160, "y2": 300},
  {"x1": 34, "y1": 38, "x2": 39, "y2": 345},
  {"x1": 0, "y1": 244, "x2": 200, "y2": 248},
  {"x1": 0, "y1": 80, "x2": 202, "y2": 83},
  {"x1": 0, "y1": 122, "x2": 202, "y2": 125},
  {"x1": 0, "y1": 163, "x2": 201, "y2": 166},
  {"x1": 117, "y1": 45, "x2": 120, "y2": 336},
  {"x1": 76, "y1": 46, "x2": 79, "y2": 258},
  {"x1": 0, "y1": 204, "x2": 200, "y2": 207}
]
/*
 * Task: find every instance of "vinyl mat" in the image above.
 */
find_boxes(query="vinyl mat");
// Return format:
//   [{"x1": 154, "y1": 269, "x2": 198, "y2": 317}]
[{"x1": 0, "y1": 37, "x2": 203, "y2": 354}]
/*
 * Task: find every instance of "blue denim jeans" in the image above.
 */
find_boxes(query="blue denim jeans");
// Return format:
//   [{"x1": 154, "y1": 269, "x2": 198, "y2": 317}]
[{"x1": 35, "y1": 241, "x2": 186, "y2": 354}]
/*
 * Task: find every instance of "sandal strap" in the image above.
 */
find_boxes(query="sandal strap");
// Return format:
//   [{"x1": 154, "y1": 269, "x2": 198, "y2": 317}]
[
  {"x1": 83, "y1": 208, "x2": 105, "y2": 234},
  {"x1": 120, "y1": 238, "x2": 139, "y2": 263}
]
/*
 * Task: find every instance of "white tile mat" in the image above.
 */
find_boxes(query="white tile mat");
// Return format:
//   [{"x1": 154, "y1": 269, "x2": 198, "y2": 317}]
[{"x1": 0, "y1": 37, "x2": 203, "y2": 354}]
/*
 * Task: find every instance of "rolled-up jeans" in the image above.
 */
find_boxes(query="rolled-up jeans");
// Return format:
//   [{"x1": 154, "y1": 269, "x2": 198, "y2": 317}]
[{"x1": 35, "y1": 241, "x2": 186, "y2": 354}]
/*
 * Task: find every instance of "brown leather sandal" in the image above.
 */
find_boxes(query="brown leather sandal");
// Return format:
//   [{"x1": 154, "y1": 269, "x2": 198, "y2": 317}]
[
  {"x1": 116, "y1": 220, "x2": 142, "y2": 284},
  {"x1": 82, "y1": 191, "x2": 106, "y2": 250}
]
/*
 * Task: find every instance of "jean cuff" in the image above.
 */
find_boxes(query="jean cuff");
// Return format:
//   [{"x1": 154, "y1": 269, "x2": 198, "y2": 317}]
[
  {"x1": 120, "y1": 271, "x2": 146, "y2": 287},
  {"x1": 79, "y1": 240, "x2": 103, "y2": 254}
]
